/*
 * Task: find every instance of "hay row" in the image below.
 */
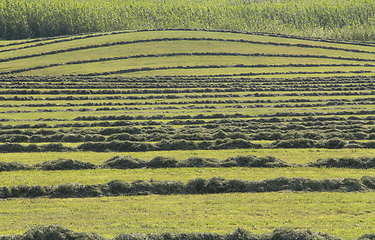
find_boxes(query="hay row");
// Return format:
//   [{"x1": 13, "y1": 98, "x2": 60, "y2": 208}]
[
  {"x1": 0, "y1": 123, "x2": 374, "y2": 143},
  {"x1": 2, "y1": 114, "x2": 373, "y2": 127},
  {"x1": 3, "y1": 98, "x2": 375, "y2": 112},
  {"x1": 1, "y1": 176, "x2": 375, "y2": 199},
  {"x1": 2, "y1": 155, "x2": 375, "y2": 172},
  {"x1": 164, "y1": 71, "x2": 373, "y2": 79},
  {"x1": 2, "y1": 97, "x2": 371, "y2": 108},
  {"x1": 2, "y1": 91, "x2": 375, "y2": 102},
  {"x1": 4, "y1": 100, "x2": 375, "y2": 114},
  {"x1": 1, "y1": 110, "x2": 374, "y2": 122},
  {"x1": 0, "y1": 82, "x2": 373, "y2": 90},
  {"x1": 1, "y1": 75, "x2": 373, "y2": 84},
  {"x1": 2, "y1": 90, "x2": 375, "y2": 99},
  {"x1": 2, "y1": 225, "x2": 371, "y2": 240},
  {"x1": 1, "y1": 137, "x2": 375, "y2": 153},
  {"x1": 2, "y1": 77, "x2": 375, "y2": 94},
  {"x1": 78, "y1": 67, "x2": 373, "y2": 78}
]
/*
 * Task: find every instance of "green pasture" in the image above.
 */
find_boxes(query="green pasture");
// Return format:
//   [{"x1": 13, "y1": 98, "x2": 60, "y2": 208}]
[
  {"x1": 0, "y1": 167, "x2": 374, "y2": 187},
  {"x1": 0, "y1": 192, "x2": 373, "y2": 239},
  {"x1": 2, "y1": 23, "x2": 375, "y2": 240},
  {"x1": 1, "y1": 148, "x2": 375, "y2": 165},
  {"x1": 2, "y1": 2, "x2": 375, "y2": 239}
]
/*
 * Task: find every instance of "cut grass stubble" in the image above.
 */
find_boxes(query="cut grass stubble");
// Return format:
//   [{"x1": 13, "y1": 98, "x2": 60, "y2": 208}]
[{"x1": 0, "y1": 192, "x2": 373, "y2": 239}]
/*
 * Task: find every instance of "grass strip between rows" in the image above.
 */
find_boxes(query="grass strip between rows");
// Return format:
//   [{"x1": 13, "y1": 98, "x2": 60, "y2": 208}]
[{"x1": 5, "y1": 57, "x2": 373, "y2": 75}]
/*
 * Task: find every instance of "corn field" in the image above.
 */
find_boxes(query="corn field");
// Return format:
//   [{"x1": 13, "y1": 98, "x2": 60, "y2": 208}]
[{"x1": 0, "y1": 0, "x2": 375, "y2": 41}]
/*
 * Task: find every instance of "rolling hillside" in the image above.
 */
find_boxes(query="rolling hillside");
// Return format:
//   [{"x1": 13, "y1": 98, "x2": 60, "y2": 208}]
[{"x1": 1, "y1": 29, "x2": 375, "y2": 77}]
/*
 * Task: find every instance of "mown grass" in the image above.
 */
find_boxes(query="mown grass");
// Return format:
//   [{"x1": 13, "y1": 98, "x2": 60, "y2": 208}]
[
  {"x1": 1, "y1": 148, "x2": 375, "y2": 165},
  {"x1": 6, "y1": 30, "x2": 375, "y2": 65},
  {"x1": 2, "y1": 89, "x2": 374, "y2": 100},
  {"x1": 110, "y1": 67, "x2": 374, "y2": 78},
  {"x1": 2, "y1": 94, "x2": 375, "y2": 107},
  {"x1": 2, "y1": 102, "x2": 375, "y2": 122},
  {"x1": 0, "y1": 167, "x2": 374, "y2": 186},
  {"x1": 7, "y1": 55, "x2": 367, "y2": 75},
  {"x1": 19, "y1": 59, "x2": 375, "y2": 76},
  {"x1": 2, "y1": 91, "x2": 375, "y2": 103},
  {"x1": 0, "y1": 192, "x2": 373, "y2": 239},
  {"x1": 2, "y1": 30, "x2": 374, "y2": 51},
  {"x1": 1, "y1": 29, "x2": 375, "y2": 77},
  {"x1": 4, "y1": 99, "x2": 374, "y2": 113},
  {"x1": 1, "y1": 28, "x2": 375, "y2": 240}
]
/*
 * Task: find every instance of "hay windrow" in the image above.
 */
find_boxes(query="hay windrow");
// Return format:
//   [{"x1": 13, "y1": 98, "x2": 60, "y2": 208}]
[
  {"x1": 2, "y1": 155, "x2": 375, "y2": 172},
  {"x1": 0, "y1": 176, "x2": 374, "y2": 199},
  {"x1": 2, "y1": 225, "x2": 372, "y2": 240}
]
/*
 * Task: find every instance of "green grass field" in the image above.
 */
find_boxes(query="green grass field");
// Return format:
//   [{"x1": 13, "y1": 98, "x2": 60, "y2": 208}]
[
  {"x1": 1, "y1": 25, "x2": 375, "y2": 239},
  {"x1": 0, "y1": 193, "x2": 374, "y2": 239}
]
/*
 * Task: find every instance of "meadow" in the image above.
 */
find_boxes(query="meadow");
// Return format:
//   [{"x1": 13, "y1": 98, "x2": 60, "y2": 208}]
[{"x1": 1, "y1": 21, "x2": 375, "y2": 240}]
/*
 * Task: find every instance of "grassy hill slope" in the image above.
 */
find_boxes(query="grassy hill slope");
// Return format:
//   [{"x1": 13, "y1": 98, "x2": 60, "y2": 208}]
[{"x1": 1, "y1": 29, "x2": 375, "y2": 77}]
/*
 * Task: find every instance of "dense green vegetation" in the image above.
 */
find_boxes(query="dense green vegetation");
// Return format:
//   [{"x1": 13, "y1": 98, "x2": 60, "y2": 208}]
[{"x1": 1, "y1": 0, "x2": 375, "y2": 41}]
